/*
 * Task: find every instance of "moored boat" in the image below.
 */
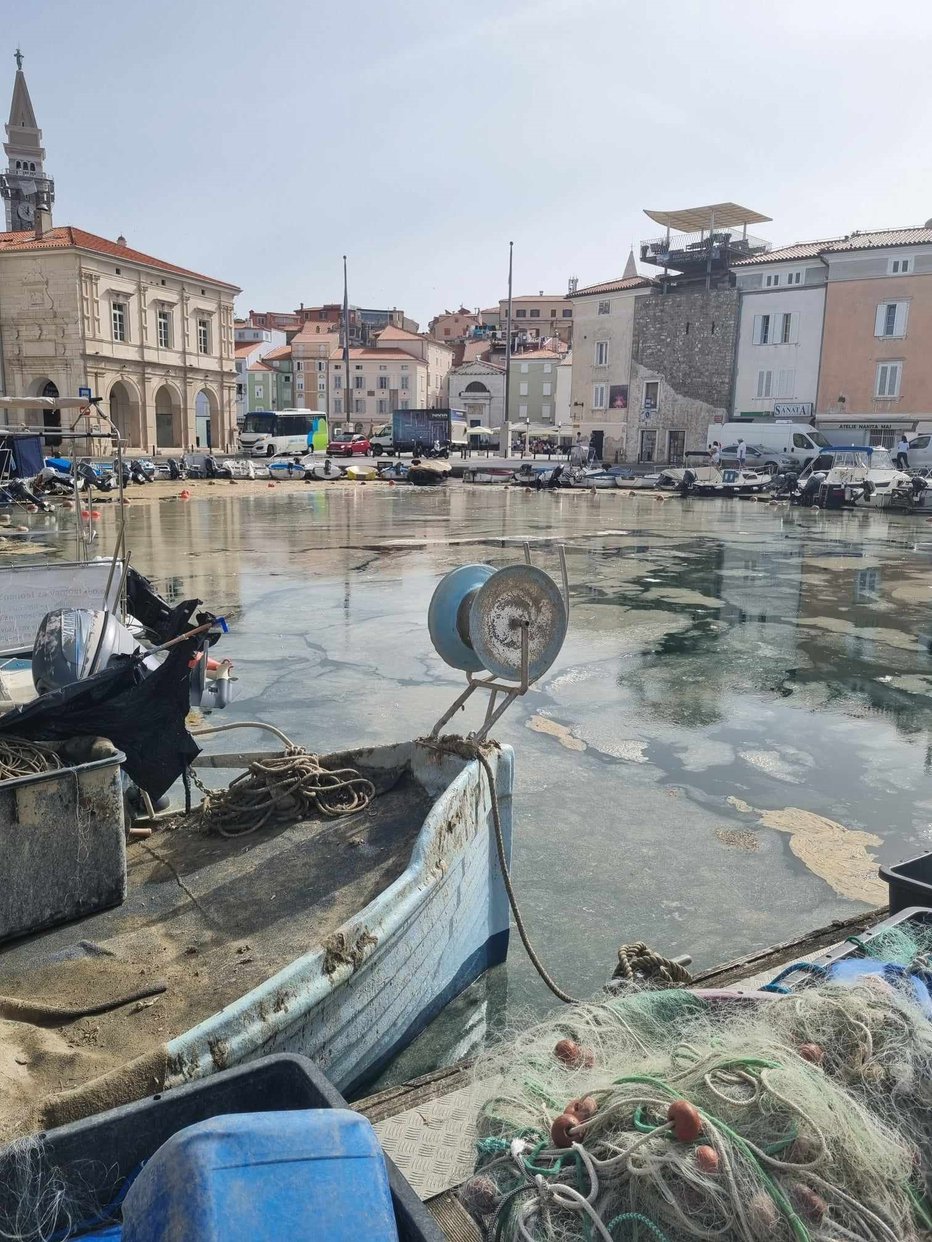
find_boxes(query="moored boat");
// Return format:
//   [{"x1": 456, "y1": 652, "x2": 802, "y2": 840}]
[
  {"x1": 306, "y1": 458, "x2": 346, "y2": 481},
  {"x1": 408, "y1": 458, "x2": 452, "y2": 486}
]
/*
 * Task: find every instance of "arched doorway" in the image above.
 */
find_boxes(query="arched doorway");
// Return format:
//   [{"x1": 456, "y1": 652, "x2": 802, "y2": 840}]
[
  {"x1": 462, "y1": 380, "x2": 492, "y2": 429},
  {"x1": 109, "y1": 379, "x2": 142, "y2": 448},
  {"x1": 194, "y1": 387, "x2": 221, "y2": 450},
  {"x1": 154, "y1": 384, "x2": 182, "y2": 449},
  {"x1": 30, "y1": 379, "x2": 61, "y2": 448}
]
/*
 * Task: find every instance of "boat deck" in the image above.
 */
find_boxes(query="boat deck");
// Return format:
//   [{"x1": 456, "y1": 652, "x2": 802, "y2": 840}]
[
  {"x1": 0, "y1": 763, "x2": 432, "y2": 1136},
  {"x1": 354, "y1": 906, "x2": 888, "y2": 1240}
]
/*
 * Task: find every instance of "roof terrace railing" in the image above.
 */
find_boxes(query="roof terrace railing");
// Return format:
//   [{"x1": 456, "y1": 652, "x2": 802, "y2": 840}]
[{"x1": 640, "y1": 231, "x2": 770, "y2": 265}]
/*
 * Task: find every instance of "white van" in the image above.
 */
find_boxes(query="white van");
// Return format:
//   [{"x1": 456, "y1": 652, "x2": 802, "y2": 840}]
[{"x1": 708, "y1": 422, "x2": 831, "y2": 469}]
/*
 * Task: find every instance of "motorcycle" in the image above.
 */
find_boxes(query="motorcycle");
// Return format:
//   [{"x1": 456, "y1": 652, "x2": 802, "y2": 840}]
[{"x1": 426, "y1": 440, "x2": 450, "y2": 459}]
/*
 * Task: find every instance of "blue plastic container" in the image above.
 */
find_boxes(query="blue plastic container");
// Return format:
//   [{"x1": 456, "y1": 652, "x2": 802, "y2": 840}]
[{"x1": 122, "y1": 1110, "x2": 399, "y2": 1242}]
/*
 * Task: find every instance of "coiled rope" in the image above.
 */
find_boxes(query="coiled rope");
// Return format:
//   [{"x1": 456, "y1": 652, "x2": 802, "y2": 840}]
[
  {"x1": 0, "y1": 736, "x2": 62, "y2": 781},
  {"x1": 192, "y1": 742, "x2": 375, "y2": 838}
]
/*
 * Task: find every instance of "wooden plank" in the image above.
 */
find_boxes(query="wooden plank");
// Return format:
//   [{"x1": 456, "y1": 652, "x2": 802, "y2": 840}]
[
  {"x1": 689, "y1": 907, "x2": 886, "y2": 988},
  {"x1": 426, "y1": 1191, "x2": 482, "y2": 1242},
  {"x1": 357, "y1": 1062, "x2": 473, "y2": 1124}
]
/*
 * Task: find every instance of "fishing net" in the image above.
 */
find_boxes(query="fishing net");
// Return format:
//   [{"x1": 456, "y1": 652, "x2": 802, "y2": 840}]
[{"x1": 461, "y1": 943, "x2": 932, "y2": 1241}]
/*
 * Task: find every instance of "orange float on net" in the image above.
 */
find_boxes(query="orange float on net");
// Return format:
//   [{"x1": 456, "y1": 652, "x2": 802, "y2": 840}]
[
  {"x1": 566, "y1": 1096, "x2": 597, "y2": 1122},
  {"x1": 798, "y1": 1042, "x2": 824, "y2": 1065},
  {"x1": 550, "y1": 1112, "x2": 578, "y2": 1149},
  {"x1": 695, "y1": 1145, "x2": 719, "y2": 1174},
  {"x1": 553, "y1": 1039, "x2": 595, "y2": 1069},
  {"x1": 667, "y1": 1100, "x2": 702, "y2": 1143}
]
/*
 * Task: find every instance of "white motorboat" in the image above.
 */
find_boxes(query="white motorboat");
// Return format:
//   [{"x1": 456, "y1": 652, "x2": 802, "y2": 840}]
[
  {"x1": 658, "y1": 452, "x2": 770, "y2": 495},
  {"x1": 306, "y1": 458, "x2": 346, "y2": 481},
  {"x1": 795, "y1": 446, "x2": 925, "y2": 511}
]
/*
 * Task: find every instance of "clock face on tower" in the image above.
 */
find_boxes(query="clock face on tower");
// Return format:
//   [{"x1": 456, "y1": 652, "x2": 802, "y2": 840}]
[{"x1": 16, "y1": 201, "x2": 34, "y2": 223}]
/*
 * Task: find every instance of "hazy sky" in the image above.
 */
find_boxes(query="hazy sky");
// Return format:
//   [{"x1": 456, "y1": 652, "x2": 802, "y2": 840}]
[{"x1": 7, "y1": 0, "x2": 932, "y2": 325}]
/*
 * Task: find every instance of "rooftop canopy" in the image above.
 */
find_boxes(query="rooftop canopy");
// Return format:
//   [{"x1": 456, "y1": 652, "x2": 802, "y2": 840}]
[{"x1": 644, "y1": 203, "x2": 772, "y2": 233}]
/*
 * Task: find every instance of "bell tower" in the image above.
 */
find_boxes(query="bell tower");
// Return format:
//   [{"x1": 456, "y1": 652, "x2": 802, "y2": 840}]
[{"x1": 0, "y1": 49, "x2": 55, "y2": 233}]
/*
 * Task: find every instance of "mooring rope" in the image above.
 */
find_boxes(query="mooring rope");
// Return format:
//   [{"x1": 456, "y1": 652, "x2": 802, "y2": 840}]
[
  {"x1": 0, "y1": 736, "x2": 62, "y2": 781},
  {"x1": 191, "y1": 742, "x2": 375, "y2": 838},
  {"x1": 613, "y1": 942, "x2": 692, "y2": 987}
]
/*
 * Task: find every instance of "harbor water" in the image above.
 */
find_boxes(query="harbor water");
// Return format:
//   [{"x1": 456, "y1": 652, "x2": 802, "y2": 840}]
[{"x1": 8, "y1": 483, "x2": 932, "y2": 1083}]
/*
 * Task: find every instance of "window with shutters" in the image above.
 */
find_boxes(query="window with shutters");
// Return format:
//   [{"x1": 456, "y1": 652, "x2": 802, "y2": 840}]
[
  {"x1": 764, "y1": 273, "x2": 780, "y2": 287},
  {"x1": 778, "y1": 312, "x2": 797, "y2": 344},
  {"x1": 752, "y1": 314, "x2": 771, "y2": 345},
  {"x1": 333, "y1": 374, "x2": 342, "y2": 390},
  {"x1": 334, "y1": 398, "x2": 343, "y2": 414},
  {"x1": 157, "y1": 309, "x2": 171, "y2": 348},
  {"x1": 400, "y1": 375, "x2": 410, "y2": 390},
  {"x1": 518, "y1": 403, "x2": 528, "y2": 417},
  {"x1": 354, "y1": 374, "x2": 364, "y2": 389},
  {"x1": 542, "y1": 382, "x2": 552, "y2": 396},
  {"x1": 595, "y1": 341, "x2": 609, "y2": 365},
  {"x1": 593, "y1": 384, "x2": 607, "y2": 409},
  {"x1": 377, "y1": 399, "x2": 388, "y2": 414},
  {"x1": 378, "y1": 375, "x2": 388, "y2": 389},
  {"x1": 786, "y1": 271, "x2": 803, "y2": 285},
  {"x1": 876, "y1": 301, "x2": 909, "y2": 338},
  {"x1": 776, "y1": 369, "x2": 796, "y2": 398},
  {"x1": 541, "y1": 403, "x2": 552, "y2": 418},
  {"x1": 354, "y1": 398, "x2": 366, "y2": 413},
  {"x1": 876, "y1": 362, "x2": 902, "y2": 398},
  {"x1": 519, "y1": 382, "x2": 528, "y2": 396},
  {"x1": 197, "y1": 319, "x2": 210, "y2": 353},
  {"x1": 598, "y1": 301, "x2": 610, "y2": 315},
  {"x1": 756, "y1": 370, "x2": 773, "y2": 398},
  {"x1": 888, "y1": 257, "x2": 913, "y2": 275}
]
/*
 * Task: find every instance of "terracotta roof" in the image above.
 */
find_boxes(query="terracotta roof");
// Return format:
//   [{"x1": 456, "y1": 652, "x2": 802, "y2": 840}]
[
  {"x1": 234, "y1": 341, "x2": 260, "y2": 356},
  {"x1": 262, "y1": 344, "x2": 292, "y2": 361},
  {"x1": 570, "y1": 275, "x2": 652, "y2": 298},
  {"x1": 0, "y1": 226, "x2": 240, "y2": 289},
  {"x1": 508, "y1": 294, "x2": 571, "y2": 302},
  {"x1": 733, "y1": 227, "x2": 932, "y2": 267},
  {"x1": 333, "y1": 348, "x2": 425, "y2": 362},
  {"x1": 828, "y1": 227, "x2": 932, "y2": 251},
  {"x1": 509, "y1": 349, "x2": 564, "y2": 361},
  {"x1": 376, "y1": 324, "x2": 422, "y2": 341},
  {"x1": 292, "y1": 322, "x2": 338, "y2": 339},
  {"x1": 247, "y1": 361, "x2": 273, "y2": 372},
  {"x1": 731, "y1": 239, "x2": 839, "y2": 267}
]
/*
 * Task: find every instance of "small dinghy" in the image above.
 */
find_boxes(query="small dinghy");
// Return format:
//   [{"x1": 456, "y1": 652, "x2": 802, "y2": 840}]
[
  {"x1": 345, "y1": 463, "x2": 379, "y2": 482},
  {"x1": 408, "y1": 458, "x2": 452, "y2": 486},
  {"x1": 306, "y1": 459, "x2": 346, "y2": 481},
  {"x1": 377, "y1": 461, "x2": 410, "y2": 482},
  {"x1": 464, "y1": 465, "x2": 513, "y2": 485}
]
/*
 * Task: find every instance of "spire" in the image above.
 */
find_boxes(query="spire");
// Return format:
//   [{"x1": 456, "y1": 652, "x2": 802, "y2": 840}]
[
  {"x1": 622, "y1": 248, "x2": 638, "y2": 280},
  {"x1": 1, "y1": 51, "x2": 54, "y2": 232}
]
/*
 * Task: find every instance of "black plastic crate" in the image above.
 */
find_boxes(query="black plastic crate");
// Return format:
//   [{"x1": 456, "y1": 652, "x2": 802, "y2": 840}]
[
  {"x1": 881, "y1": 851, "x2": 932, "y2": 914},
  {"x1": 0, "y1": 1054, "x2": 442, "y2": 1242}
]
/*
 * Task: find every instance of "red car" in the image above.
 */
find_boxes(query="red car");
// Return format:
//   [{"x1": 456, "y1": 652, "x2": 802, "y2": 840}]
[{"x1": 326, "y1": 433, "x2": 371, "y2": 457}]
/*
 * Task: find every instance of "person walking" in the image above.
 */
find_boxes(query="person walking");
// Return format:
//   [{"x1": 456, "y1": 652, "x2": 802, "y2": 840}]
[
  {"x1": 736, "y1": 439, "x2": 747, "y2": 468},
  {"x1": 895, "y1": 435, "x2": 910, "y2": 470}
]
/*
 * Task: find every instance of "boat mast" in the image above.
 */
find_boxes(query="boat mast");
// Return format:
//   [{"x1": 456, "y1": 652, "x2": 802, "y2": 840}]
[
  {"x1": 503, "y1": 241, "x2": 513, "y2": 458},
  {"x1": 341, "y1": 255, "x2": 351, "y2": 429}
]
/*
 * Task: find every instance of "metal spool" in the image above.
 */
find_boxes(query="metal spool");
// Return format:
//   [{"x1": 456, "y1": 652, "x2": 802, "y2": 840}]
[
  {"x1": 470, "y1": 565, "x2": 567, "y2": 682},
  {"x1": 427, "y1": 564, "x2": 495, "y2": 673},
  {"x1": 428, "y1": 563, "x2": 567, "y2": 683}
]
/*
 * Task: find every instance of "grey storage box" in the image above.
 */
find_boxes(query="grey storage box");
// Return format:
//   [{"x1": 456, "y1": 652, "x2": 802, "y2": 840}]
[{"x1": 0, "y1": 738, "x2": 126, "y2": 942}]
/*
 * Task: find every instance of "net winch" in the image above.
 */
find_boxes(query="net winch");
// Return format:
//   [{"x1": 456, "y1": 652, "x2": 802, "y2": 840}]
[{"x1": 427, "y1": 544, "x2": 569, "y2": 741}]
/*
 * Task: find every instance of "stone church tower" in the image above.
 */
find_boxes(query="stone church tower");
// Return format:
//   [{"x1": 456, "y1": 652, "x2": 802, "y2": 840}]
[{"x1": 0, "y1": 50, "x2": 54, "y2": 233}]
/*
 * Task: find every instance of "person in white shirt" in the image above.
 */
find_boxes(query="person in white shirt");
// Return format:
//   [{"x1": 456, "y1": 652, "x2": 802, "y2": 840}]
[
  {"x1": 710, "y1": 441, "x2": 721, "y2": 466},
  {"x1": 736, "y1": 439, "x2": 747, "y2": 467},
  {"x1": 895, "y1": 435, "x2": 910, "y2": 470}
]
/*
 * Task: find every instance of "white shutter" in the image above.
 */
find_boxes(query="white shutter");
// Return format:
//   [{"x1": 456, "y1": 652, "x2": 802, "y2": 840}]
[
  {"x1": 542, "y1": 382, "x2": 552, "y2": 396},
  {"x1": 787, "y1": 312, "x2": 798, "y2": 344},
  {"x1": 875, "y1": 304, "x2": 887, "y2": 337},
  {"x1": 877, "y1": 364, "x2": 889, "y2": 396},
  {"x1": 895, "y1": 303, "x2": 909, "y2": 337},
  {"x1": 776, "y1": 369, "x2": 796, "y2": 398},
  {"x1": 752, "y1": 315, "x2": 763, "y2": 345}
]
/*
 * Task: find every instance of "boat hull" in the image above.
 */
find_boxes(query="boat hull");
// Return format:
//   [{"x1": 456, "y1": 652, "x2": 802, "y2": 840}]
[{"x1": 166, "y1": 740, "x2": 513, "y2": 1096}]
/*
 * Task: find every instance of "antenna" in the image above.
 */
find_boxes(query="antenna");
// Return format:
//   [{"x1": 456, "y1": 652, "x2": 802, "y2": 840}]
[{"x1": 427, "y1": 546, "x2": 569, "y2": 741}]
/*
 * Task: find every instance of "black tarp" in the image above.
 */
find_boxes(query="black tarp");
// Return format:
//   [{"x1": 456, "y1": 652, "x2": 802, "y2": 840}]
[
  {"x1": 0, "y1": 638, "x2": 201, "y2": 799},
  {"x1": 125, "y1": 567, "x2": 210, "y2": 645},
  {"x1": 0, "y1": 434, "x2": 44, "y2": 479}
]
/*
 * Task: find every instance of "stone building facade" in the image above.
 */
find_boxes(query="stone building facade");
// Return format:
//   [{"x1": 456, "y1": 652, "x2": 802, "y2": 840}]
[
  {"x1": 0, "y1": 228, "x2": 240, "y2": 450},
  {"x1": 629, "y1": 287, "x2": 739, "y2": 463}
]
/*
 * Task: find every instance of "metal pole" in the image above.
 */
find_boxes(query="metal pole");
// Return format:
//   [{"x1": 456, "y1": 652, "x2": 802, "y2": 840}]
[
  {"x1": 342, "y1": 255, "x2": 351, "y2": 429},
  {"x1": 503, "y1": 241, "x2": 514, "y2": 460}
]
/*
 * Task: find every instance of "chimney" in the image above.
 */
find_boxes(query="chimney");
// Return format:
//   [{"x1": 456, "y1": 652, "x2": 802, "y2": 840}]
[{"x1": 116, "y1": 234, "x2": 127, "y2": 247}]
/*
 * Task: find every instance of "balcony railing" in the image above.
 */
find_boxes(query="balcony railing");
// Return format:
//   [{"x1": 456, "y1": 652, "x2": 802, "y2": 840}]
[{"x1": 640, "y1": 230, "x2": 770, "y2": 269}]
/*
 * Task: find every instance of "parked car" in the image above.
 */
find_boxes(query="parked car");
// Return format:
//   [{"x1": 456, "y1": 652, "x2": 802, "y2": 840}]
[
  {"x1": 326, "y1": 433, "x2": 371, "y2": 457},
  {"x1": 718, "y1": 443, "x2": 801, "y2": 474}
]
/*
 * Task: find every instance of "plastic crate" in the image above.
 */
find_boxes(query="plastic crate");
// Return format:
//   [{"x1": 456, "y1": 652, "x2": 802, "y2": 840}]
[
  {"x1": 880, "y1": 851, "x2": 932, "y2": 914},
  {"x1": 0, "y1": 1055, "x2": 441, "y2": 1242}
]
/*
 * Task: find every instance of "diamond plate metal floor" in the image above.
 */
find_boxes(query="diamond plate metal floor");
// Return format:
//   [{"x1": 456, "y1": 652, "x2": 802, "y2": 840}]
[{"x1": 373, "y1": 1083, "x2": 477, "y2": 1201}]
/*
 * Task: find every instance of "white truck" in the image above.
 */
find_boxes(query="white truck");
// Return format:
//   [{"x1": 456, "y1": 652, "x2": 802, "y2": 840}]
[{"x1": 707, "y1": 422, "x2": 831, "y2": 471}]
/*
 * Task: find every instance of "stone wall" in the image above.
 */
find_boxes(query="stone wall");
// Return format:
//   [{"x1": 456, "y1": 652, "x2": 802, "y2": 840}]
[{"x1": 627, "y1": 286, "x2": 739, "y2": 460}]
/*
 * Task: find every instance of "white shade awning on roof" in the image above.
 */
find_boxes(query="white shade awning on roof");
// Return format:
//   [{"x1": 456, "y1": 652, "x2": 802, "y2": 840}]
[
  {"x1": 644, "y1": 203, "x2": 772, "y2": 233},
  {"x1": 466, "y1": 425, "x2": 492, "y2": 436}
]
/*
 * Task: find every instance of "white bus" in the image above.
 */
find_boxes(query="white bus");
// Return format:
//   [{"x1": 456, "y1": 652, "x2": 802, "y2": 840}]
[{"x1": 238, "y1": 410, "x2": 328, "y2": 457}]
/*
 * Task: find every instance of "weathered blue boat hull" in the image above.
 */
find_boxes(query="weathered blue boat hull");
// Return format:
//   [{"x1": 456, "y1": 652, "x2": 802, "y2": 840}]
[{"x1": 166, "y1": 741, "x2": 514, "y2": 1094}]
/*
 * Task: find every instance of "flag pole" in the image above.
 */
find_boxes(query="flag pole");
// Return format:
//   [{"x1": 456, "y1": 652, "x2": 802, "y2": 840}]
[
  {"x1": 341, "y1": 255, "x2": 351, "y2": 429},
  {"x1": 503, "y1": 241, "x2": 514, "y2": 460}
]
